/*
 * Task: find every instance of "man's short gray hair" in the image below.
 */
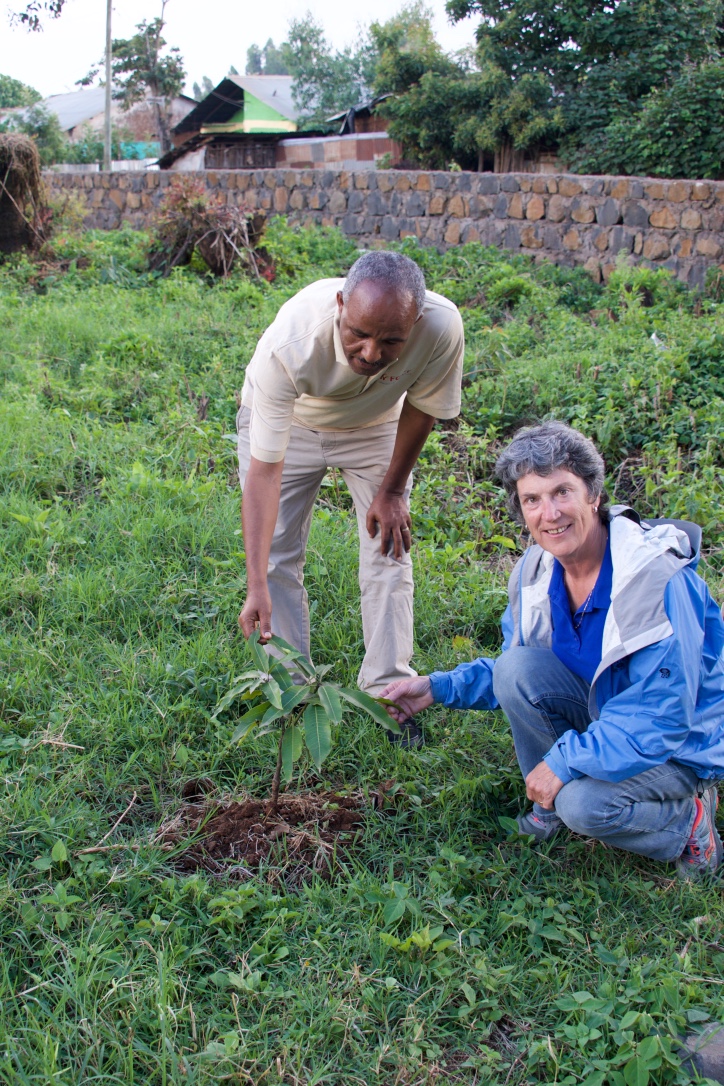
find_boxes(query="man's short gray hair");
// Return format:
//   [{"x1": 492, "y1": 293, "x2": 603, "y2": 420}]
[
  {"x1": 343, "y1": 250, "x2": 426, "y2": 317},
  {"x1": 495, "y1": 421, "x2": 609, "y2": 524}
]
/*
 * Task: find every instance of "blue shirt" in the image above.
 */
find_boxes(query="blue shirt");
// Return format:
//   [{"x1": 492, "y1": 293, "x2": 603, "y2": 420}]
[{"x1": 548, "y1": 535, "x2": 613, "y2": 684}]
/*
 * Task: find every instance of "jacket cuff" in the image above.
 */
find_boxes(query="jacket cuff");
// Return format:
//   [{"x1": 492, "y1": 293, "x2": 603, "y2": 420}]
[
  {"x1": 543, "y1": 745, "x2": 576, "y2": 786},
  {"x1": 428, "y1": 671, "x2": 452, "y2": 706}
]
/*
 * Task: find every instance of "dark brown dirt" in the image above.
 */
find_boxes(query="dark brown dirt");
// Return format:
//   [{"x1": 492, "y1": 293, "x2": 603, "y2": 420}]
[{"x1": 159, "y1": 790, "x2": 367, "y2": 882}]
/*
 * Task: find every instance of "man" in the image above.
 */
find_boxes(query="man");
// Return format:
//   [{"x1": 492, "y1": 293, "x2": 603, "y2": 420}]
[{"x1": 236, "y1": 250, "x2": 464, "y2": 745}]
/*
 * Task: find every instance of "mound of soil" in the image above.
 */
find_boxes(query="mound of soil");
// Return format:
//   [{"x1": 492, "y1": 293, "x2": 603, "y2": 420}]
[{"x1": 160, "y1": 790, "x2": 367, "y2": 882}]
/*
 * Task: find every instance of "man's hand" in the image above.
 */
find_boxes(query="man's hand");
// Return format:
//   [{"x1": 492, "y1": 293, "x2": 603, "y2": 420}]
[
  {"x1": 525, "y1": 761, "x2": 564, "y2": 809},
  {"x1": 378, "y1": 676, "x2": 434, "y2": 722},
  {"x1": 238, "y1": 583, "x2": 273, "y2": 642},
  {"x1": 366, "y1": 490, "x2": 412, "y2": 559},
  {"x1": 239, "y1": 456, "x2": 284, "y2": 643},
  {"x1": 367, "y1": 401, "x2": 436, "y2": 558}
]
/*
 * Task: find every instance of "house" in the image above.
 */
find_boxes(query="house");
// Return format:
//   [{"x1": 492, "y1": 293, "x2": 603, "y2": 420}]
[
  {"x1": 161, "y1": 77, "x2": 400, "y2": 171},
  {"x1": 3, "y1": 86, "x2": 196, "y2": 158},
  {"x1": 162, "y1": 75, "x2": 299, "y2": 169},
  {"x1": 326, "y1": 95, "x2": 392, "y2": 135}
]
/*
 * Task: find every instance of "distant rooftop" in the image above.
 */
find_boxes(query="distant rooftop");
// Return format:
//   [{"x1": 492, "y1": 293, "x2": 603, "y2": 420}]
[
  {"x1": 2, "y1": 86, "x2": 196, "y2": 133},
  {"x1": 174, "y1": 75, "x2": 298, "y2": 135}
]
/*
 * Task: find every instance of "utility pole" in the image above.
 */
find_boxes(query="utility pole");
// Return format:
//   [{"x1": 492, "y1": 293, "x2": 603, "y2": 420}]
[{"x1": 103, "y1": 0, "x2": 112, "y2": 170}]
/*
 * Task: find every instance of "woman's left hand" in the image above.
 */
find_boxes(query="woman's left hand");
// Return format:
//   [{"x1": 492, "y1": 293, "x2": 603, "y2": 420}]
[{"x1": 526, "y1": 761, "x2": 565, "y2": 808}]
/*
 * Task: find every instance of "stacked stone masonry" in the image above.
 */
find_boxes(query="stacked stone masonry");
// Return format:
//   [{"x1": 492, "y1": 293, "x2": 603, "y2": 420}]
[{"x1": 46, "y1": 168, "x2": 724, "y2": 286}]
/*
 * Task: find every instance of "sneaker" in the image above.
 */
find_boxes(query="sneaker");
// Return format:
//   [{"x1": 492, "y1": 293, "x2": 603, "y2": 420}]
[
  {"x1": 516, "y1": 809, "x2": 564, "y2": 842},
  {"x1": 676, "y1": 787, "x2": 722, "y2": 880},
  {"x1": 385, "y1": 717, "x2": 424, "y2": 749}
]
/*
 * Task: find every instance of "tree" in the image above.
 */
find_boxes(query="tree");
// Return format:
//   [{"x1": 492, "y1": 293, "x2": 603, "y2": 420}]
[
  {"x1": 192, "y1": 75, "x2": 214, "y2": 102},
  {"x1": 245, "y1": 39, "x2": 289, "y2": 76},
  {"x1": 213, "y1": 633, "x2": 399, "y2": 814},
  {"x1": 442, "y1": 0, "x2": 724, "y2": 173},
  {"x1": 370, "y1": 4, "x2": 474, "y2": 168},
  {"x1": 371, "y1": 2, "x2": 457, "y2": 94},
  {"x1": 82, "y1": 4, "x2": 185, "y2": 154},
  {"x1": 8, "y1": 0, "x2": 64, "y2": 31},
  {"x1": 0, "y1": 103, "x2": 69, "y2": 165},
  {"x1": 283, "y1": 15, "x2": 378, "y2": 129},
  {"x1": 574, "y1": 60, "x2": 724, "y2": 180},
  {"x1": 0, "y1": 73, "x2": 41, "y2": 108},
  {"x1": 110, "y1": 14, "x2": 185, "y2": 153}
]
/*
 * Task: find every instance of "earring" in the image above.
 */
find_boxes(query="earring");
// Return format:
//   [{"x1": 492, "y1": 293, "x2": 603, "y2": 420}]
[{"x1": 594, "y1": 506, "x2": 598, "y2": 513}]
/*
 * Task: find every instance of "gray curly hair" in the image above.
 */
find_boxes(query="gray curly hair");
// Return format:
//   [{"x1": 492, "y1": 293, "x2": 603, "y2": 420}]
[
  {"x1": 495, "y1": 421, "x2": 609, "y2": 525},
  {"x1": 342, "y1": 250, "x2": 426, "y2": 317}
]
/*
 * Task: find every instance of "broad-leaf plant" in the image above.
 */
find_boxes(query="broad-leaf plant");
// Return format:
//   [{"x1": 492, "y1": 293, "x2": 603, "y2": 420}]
[{"x1": 213, "y1": 633, "x2": 400, "y2": 811}]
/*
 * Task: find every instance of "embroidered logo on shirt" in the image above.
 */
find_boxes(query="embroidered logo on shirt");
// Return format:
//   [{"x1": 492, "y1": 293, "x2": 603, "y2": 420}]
[
  {"x1": 659, "y1": 667, "x2": 671, "y2": 678},
  {"x1": 377, "y1": 370, "x2": 413, "y2": 382}
]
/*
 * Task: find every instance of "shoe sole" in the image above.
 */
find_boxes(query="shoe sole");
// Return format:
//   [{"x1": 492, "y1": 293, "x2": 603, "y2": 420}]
[{"x1": 677, "y1": 785, "x2": 722, "y2": 879}]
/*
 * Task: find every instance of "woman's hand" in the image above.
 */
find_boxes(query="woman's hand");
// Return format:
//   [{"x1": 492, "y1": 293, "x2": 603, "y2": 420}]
[
  {"x1": 378, "y1": 676, "x2": 434, "y2": 722},
  {"x1": 525, "y1": 761, "x2": 564, "y2": 809}
]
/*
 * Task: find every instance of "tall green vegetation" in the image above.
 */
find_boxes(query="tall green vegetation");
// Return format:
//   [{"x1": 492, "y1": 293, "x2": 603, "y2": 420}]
[
  {"x1": 381, "y1": 0, "x2": 724, "y2": 177},
  {"x1": 0, "y1": 72, "x2": 41, "y2": 107}
]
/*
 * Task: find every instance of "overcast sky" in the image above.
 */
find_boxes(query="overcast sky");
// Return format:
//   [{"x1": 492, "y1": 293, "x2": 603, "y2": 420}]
[{"x1": 0, "y1": 0, "x2": 480, "y2": 99}]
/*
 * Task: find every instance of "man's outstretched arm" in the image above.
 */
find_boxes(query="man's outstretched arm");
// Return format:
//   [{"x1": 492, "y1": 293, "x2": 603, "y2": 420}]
[
  {"x1": 366, "y1": 400, "x2": 436, "y2": 559},
  {"x1": 238, "y1": 456, "x2": 284, "y2": 641}
]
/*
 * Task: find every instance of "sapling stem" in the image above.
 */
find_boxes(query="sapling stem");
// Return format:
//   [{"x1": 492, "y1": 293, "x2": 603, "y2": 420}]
[{"x1": 271, "y1": 722, "x2": 284, "y2": 813}]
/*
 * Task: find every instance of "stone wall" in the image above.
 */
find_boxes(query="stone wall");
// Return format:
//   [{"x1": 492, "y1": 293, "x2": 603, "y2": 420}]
[{"x1": 46, "y1": 168, "x2": 724, "y2": 286}]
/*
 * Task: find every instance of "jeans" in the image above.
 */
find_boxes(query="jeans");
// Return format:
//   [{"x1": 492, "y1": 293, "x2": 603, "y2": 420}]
[{"x1": 492, "y1": 646, "x2": 701, "y2": 862}]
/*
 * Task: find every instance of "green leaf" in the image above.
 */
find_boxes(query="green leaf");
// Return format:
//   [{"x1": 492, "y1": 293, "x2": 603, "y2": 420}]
[
  {"x1": 383, "y1": 898, "x2": 406, "y2": 925},
  {"x1": 318, "y1": 683, "x2": 343, "y2": 723},
  {"x1": 262, "y1": 676, "x2": 284, "y2": 710},
  {"x1": 261, "y1": 704, "x2": 288, "y2": 728},
  {"x1": 303, "y1": 703, "x2": 332, "y2": 770},
  {"x1": 281, "y1": 725, "x2": 303, "y2": 782},
  {"x1": 498, "y1": 815, "x2": 521, "y2": 836},
  {"x1": 175, "y1": 743, "x2": 189, "y2": 766},
  {"x1": 264, "y1": 634, "x2": 316, "y2": 677},
  {"x1": 280, "y1": 685, "x2": 309, "y2": 714},
  {"x1": 231, "y1": 703, "x2": 269, "y2": 743},
  {"x1": 212, "y1": 674, "x2": 264, "y2": 717},
  {"x1": 624, "y1": 1057, "x2": 649, "y2": 1086},
  {"x1": 51, "y1": 841, "x2": 68, "y2": 863},
  {"x1": 488, "y1": 534, "x2": 516, "y2": 549},
  {"x1": 267, "y1": 658, "x2": 295, "y2": 691},
  {"x1": 337, "y1": 686, "x2": 401, "y2": 730},
  {"x1": 246, "y1": 630, "x2": 268, "y2": 670}
]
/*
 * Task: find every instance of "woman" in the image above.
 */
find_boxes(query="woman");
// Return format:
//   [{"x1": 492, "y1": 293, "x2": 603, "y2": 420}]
[{"x1": 381, "y1": 421, "x2": 724, "y2": 879}]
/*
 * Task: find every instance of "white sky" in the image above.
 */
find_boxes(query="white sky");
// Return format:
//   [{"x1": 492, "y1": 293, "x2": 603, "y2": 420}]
[{"x1": 0, "y1": 0, "x2": 480, "y2": 99}]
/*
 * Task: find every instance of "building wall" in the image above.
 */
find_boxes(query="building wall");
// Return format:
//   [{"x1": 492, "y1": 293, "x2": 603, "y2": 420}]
[
  {"x1": 276, "y1": 132, "x2": 399, "y2": 169},
  {"x1": 201, "y1": 94, "x2": 296, "y2": 136},
  {"x1": 44, "y1": 167, "x2": 724, "y2": 286}
]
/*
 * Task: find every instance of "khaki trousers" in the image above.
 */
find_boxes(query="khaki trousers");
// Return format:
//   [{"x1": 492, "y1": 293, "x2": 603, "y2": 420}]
[{"x1": 237, "y1": 406, "x2": 417, "y2": 694}]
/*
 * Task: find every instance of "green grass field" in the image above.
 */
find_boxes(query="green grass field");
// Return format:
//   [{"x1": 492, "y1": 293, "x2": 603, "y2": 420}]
[{"x1": 1, "y1": 221, "x2": 723, "y2": 1085}]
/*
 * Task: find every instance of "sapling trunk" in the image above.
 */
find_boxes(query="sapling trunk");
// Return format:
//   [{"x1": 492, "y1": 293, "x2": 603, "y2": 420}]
[{"x1": 270, "y1": 723, "x2": 284, "y2": 813}]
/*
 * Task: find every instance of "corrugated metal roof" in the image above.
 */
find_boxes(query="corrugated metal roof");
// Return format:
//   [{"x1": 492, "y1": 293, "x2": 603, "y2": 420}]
[{"x1": 40, "y1": 87, "x2": 108, "y2": 131}]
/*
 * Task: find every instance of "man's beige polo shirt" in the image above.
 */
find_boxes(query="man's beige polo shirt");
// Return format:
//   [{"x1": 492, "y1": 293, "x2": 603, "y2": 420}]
[{"x1": 241, "y1": 277, "x2": 464, "y2": 463}]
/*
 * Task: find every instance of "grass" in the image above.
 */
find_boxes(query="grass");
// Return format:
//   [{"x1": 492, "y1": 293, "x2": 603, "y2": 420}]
[{"x1": 0, "y1": 221, "x2": 723, "y2": 1084}]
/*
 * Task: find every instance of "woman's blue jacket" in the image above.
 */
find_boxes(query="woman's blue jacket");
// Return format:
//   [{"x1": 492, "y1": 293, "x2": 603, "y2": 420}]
[{"x1": 429, "y1": 508, "x2": 724, "y2": 785}]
